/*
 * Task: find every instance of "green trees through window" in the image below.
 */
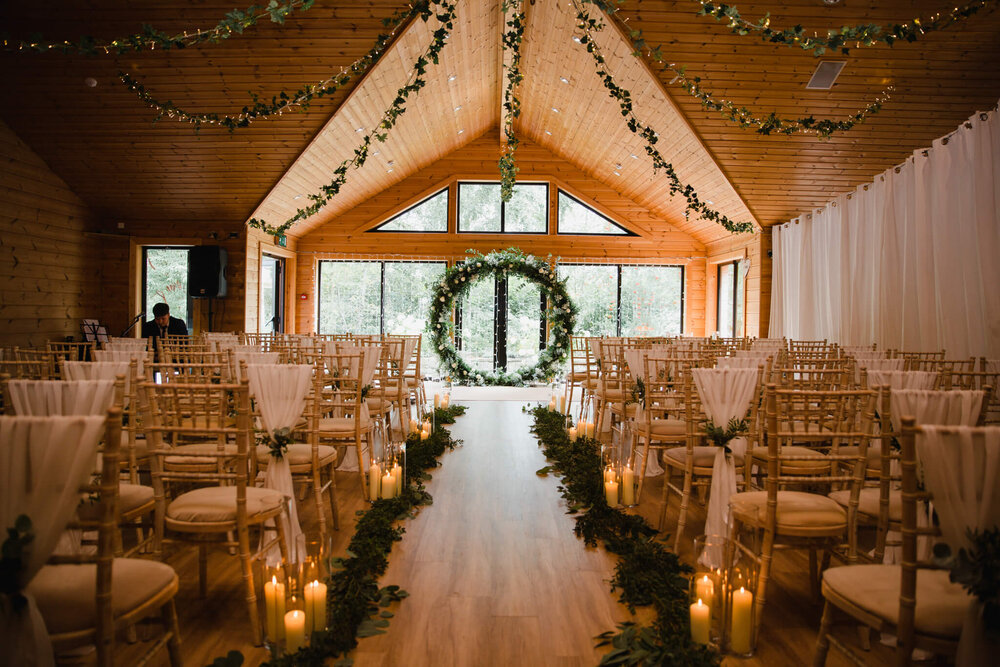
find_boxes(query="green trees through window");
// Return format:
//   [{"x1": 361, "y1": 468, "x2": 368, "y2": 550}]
[
  {"x1": 370, "y1": 189, "x2": 448, "y2": 232},
  {"x1": 557, "y1": 191, "x2": 632, "y2": 235},
  {"x1": 143, "y1": 247, "x2": 192, "y2": 329},
  {"x1": 558, "y1": 263, "x2": 684, "y2": 336},
  {"x1": 457, "y1": 182, "x2": 547, "y2": 233}
]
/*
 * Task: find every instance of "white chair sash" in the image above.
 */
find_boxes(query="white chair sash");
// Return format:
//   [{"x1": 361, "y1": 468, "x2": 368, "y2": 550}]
[
  {"x1": 93, "y1": 349, "x2": 145, "y2": 378},
  {"x1": 0, "y1": 415, "x2": 106, "y2": 667},
  {"x1": 866, "y1": 370, "x2": 937, "y2": 391},
  {"x1": 7, "y1": 380, "x2": 116, "y2": 417},
  {"x1": 890, "y1": 390, "x2": 984, "y2": 432},
  {"x1": 856, "y1": 357, "x2": 905, "y2": 384},
  {"x1": 917, "y1": 426, "x2": 1000, "y2": 667},
  {"x1": 104, "y1": 338, "x2": 148, "y2": 353},
  {"x1": 692, "y1": 367, "x2": 760, "y2": 569},
  {"x1": 246, "y1": 364, "x2": 313, "y2": 564},
  {"x1": 716, "y1": 356, "x2": 766, "y2": 369}
]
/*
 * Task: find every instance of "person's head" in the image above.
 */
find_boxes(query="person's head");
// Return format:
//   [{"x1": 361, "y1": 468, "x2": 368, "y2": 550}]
[{"x1": 152, "y1": 303, "x2": 170, "y2": 327}]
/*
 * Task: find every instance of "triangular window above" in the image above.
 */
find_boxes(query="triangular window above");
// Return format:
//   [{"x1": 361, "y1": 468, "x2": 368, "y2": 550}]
[
  {"x1": 370, "y1": 188, "x2": 448, "y2": 232},
  {"x1": 557, "y1": 191, "x2": 634, "y2": 235}
]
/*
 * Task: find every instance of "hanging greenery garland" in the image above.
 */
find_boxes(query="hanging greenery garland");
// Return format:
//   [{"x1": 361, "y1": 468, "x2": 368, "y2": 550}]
[
  {"x1": 582, "y1": 0, "x2": 892, "y2": 139},
  {"x1": 247, "y1": 0, "x2": 457, "y2": 236},
  {"x1": 499, "y1": 1, "x2": 525, "y2": 202},
  {"x1": 3, "y1": 0, "x2": 315, "y2": 55},
  {"x1": 120, "y1": 3, "x2": 422, "y2": 132},
  {"x1": 691, "y1": 0, "x2": 1000, "y2": 57},
  {"x1": 528, "y1": 406, "x2": 718, "y2": 666},
  {"x1": 572, "y1": 0, "x2": 755, "y2": 235},
  {"x1": 428, "y1": 249, "x2": 576, "y2": 387}
]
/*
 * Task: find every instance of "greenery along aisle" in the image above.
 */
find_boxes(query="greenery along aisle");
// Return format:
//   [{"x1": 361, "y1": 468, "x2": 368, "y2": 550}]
[
  {"x1": 210, "y1": 408, "x2": 466, "y2": 667},
  {"x1": 429, "y1": 248, "x2": 577, "y2": 386},
  {"x1": 529, "y1": 406, "x2": 718, "y2": 666}
]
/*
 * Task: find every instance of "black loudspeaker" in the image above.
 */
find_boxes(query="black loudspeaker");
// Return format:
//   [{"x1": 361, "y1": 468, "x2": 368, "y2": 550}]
[{"x1": 188, "y1": 246, "x2": 227, "y2": 298}]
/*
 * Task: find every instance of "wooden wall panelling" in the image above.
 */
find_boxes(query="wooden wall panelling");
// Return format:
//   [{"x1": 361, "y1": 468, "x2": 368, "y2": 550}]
[
  {"x1": 0, "y1": 118, "x2": 98, "y2": 348},
  {"x1": 293, "y1": 132, "x2": 708, "y2": 335}
]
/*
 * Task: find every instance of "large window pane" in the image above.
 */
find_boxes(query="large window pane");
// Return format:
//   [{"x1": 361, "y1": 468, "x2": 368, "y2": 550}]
[
  {"x1": 458, "y1": 183, "x2": 501, "y2": 232},
  {"x1": 620, "y1": 266, "x2": 683, "y2": 336},
  {"x1": 373, "y1": 189, "x2": 448, "y2": 232},
  {"x1": 718, "y1": 262, "x2": 735, "y2": 337},
  {"x1": 735, "y1": 261, "x2": 746, "y2": 337},
  {"x1": 144, "y1": 247, "x2": 191, "y2": 329},
  {"x1": 458, "y1": 278, "x2": 495, "y2": 372},
  {"x1": 504, "y1": 184, "x2": 547, "y2": 233},
  {"x1": 383, "y1": 262, "x2": 446, "y2": 372},
  {"x1": 317, "y1": 262, "x2": 381, "y2": 335},
  {"x1": 506, "y1": 274, "x2": 541, "y2": 368},
  {"x1": 557, "y1": 191, "x2": 629, "y2": 235},
  {"x1": 558, "y1": 264, "x2": 618, "y2": 336}
]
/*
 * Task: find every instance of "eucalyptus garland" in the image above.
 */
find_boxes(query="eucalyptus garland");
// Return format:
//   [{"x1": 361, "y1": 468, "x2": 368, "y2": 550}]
[
  {"x1": 693, "y1": 0, "x2": 1000, "y2": 57},
  {"x1": 213, "y1": 416, "x2": 463, "y2": 666},
  {"x1": 247, "y1": 0, "x2": 457, "y2": 236},
  {"x1": 3, "y1": 0, "x2": 315, "y2": 55},
  {"x1": 428, "y1": 249, "x2": 576, "y2": 386},
  {"x1": 572, "y1": 1, "x2": 755, "y2": 235},
  {"x1": 120, "y1": 2, "x2": 423, "y2": 132},
  {"x1": 528, "y1": 406, "x2": 718, "y2": 666},
  {"x1": 582, "y1": 0, "x2": 892, "y2": 139},
  {"x1": 499, "y1": 1, "x2": 525, "y2": 202}
]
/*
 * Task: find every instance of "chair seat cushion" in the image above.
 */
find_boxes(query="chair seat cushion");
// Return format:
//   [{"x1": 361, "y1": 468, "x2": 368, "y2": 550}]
[
  {"x1": 78, "y1": 483, "x2": 153, "y2": 521},
  {"x1": 822, "y1": 564, "x2": 972, "y2": 639},
  {"x1": 28, "y1": 558, "x2": 177, "y2": 636},
  {"x1": 664, "y1": 446, "x2": 743, "y2": 468},
  {"x1": 166, "y1": 486, "x2": 284, "y2": 524},
  {"x1": 365, "y1": 396, "x2": 393, "y2": 412},
  {"x1": 838, "y1": 445, "x2": 884, "y2": 470},
  {"x1": 828, "y1": 487, "x2": 901, "y2": 521},
  {"x1": 635, "y1": 418, "x2": 686, "y2": 437},
  {"x1": 597, "y1": 388, "x2": 627, "y2": 401},
  {"x1": 255, "y1": 444, "x2": 338, "y2": 468},
  {"x1": 319, "y1": 416, "x2": 372, "y2": 434},
  {"x1": 750, "y1": 445, "x2": 831, "y2": 473},
  {"x1": 164, "y1": 442, "x2": 238, "y2": 467},
  {"x1": 730, "y1": 490, "x2": 847, "y2": 532}
]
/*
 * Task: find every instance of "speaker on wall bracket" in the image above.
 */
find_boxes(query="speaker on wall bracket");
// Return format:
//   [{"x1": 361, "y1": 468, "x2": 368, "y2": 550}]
[{"x1": 188, "y1": 245, "x2": 228, "y2": 298}]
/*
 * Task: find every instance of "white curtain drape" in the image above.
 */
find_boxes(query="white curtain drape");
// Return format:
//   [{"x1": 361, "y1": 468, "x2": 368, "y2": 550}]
[
  {"x1": 769, "y1": 102, "x2": 1000, "y2": 357},
  {"x1": 7, "y1": 380, "x2": 116, "y2": 417}
]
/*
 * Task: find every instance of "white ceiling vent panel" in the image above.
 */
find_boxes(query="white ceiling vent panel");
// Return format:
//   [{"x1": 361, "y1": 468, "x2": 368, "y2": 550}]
[{"x1": 806, "y1": 61, "x2": 846, "y2": 90}]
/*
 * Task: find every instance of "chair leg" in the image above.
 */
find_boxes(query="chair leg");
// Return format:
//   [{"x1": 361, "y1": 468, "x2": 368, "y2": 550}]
[
  {"x1": 753, "y1": 525, "x2": 775, "y2": 645},
  {"x1": 812, "y1": 600, "x2": 834, "y2": 667},
  {"x1": 673, "y1": 465, "x2": 693, "y2": 551},
  {"x1": 162, "y1": 598, "x2": 183, "y2": 667},
  {"x1": 313, "y1": 467, "x2": 327, "y2": 536},
  {"x1": 636, "y1": 436, "x2": 650, "y2": 502},
  {"x1": 809, "y1": 547, "x2": 820, "y2": 600},
  {"x1": 325, "y1": 465, "x2": 340, "y2": 531},
  {"x1": 238, "y1": 528, "x2": 262, "y2": 646},
  {"x1": 198, "y1": 544, "x2": 208, "y2": 598}
]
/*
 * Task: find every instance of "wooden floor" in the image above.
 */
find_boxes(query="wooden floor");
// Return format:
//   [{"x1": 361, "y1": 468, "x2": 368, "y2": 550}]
[{"x1": 119, "y1": 399, "x2": 894, "y2": 666}]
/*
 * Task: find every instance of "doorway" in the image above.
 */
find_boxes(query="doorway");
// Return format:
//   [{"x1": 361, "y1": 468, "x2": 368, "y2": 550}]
[{"x1": 261, "y1": 254, "x2": 285, "y2": 333}]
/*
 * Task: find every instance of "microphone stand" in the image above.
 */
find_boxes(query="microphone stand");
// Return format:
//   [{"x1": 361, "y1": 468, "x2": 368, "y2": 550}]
[{"x1": 120, "y1": 313, "x2": 144, "y2": 338}]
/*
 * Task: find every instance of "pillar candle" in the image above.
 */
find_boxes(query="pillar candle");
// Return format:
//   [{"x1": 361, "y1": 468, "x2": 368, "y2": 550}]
[
  {"x1": 441, "y1": 394, "x2": 450, "y2": 409},
  {"x1": 284, "y1": 609, "x2": 307, "y2": 653},
  {"x1": 569, "y1": 426, "x2": 577, "y2": 442},
  {"x1": 695, "y1": 574, "x2": 714, "y2": 609},
  {"x1": 434, "y1": 393, "x2": 440, "y2": 409},
  {"x1": 604, "y1": 479, "x2": 618, "y2": 506},
  {"x1": 559, "y1": 395, "x2": 566, "y2": 413},
  {"x1": 621, "y1": 465, "x2": 635, "y2": 505},
  {"x1": 586, "y1": 422, "x2": 594, "y2": 438},
  {"x1": 368, "y1": 461, "x2": 381, "y2": 500},
  {"x1": 690, "y1": 598, "x2": 711, "y2": 645},
  {"x1": 730, "y1": 587, "x2": 753, "y2": 654},
  {"x1": 409, "y1": 419, "x2": 418, "y2": 434},
  {"x1": 264, "y1": 575, "x2": 285, "y2": 641},
  {"x1": 380, "y1": 471, "x2": 395, "y2": 499},
  {"x1": 420, "y1": 429, "x2": 429, "y2": 441},
  {"x1": 422, "y1": 420, "x2": 431, "y2": 433},
  {"x1": 393, "y1": 463, "x2": 402, "y2": 497},
  {"x1": 548, "y1": 398, "x2": 556, "y2": 411},
  {"x1": 604, "y1": 466, "x2": 615, "y2": 483},
  {"x1": 304, "y1": 580, "x2": 328, "y2": 633}
]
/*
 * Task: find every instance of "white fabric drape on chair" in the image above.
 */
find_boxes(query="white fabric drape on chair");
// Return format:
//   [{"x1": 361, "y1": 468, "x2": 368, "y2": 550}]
[
  {"x1": 866, "y1": 370, "x2": 937, "y2": 391},
  {"x1": 769, "y1": 102, "x2": 1000, "y2": 358},
  {"x1": 93, "y1": 349, "x2": 145, "y2": 377},
  {"x1": 890, "y1": 390, "x2": 984, "y2": 432},
  {"x1": 0, "y1": 415, "x2": 107, "y2": 667},
  {"x1": 7, "y1": 380, "x2": 116, "y2": 416},
  {"x1": 691, "y1": 368, "x2": 760, "y2": 569},
  {"x1": 246, "y1": 364, "x2": 312, "y2": 565},
  {"x1": 917, "y1": 426, "x2": 1000, "y2": 666}
]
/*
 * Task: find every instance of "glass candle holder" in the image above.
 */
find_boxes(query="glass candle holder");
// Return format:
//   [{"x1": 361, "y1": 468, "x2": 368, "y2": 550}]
[
  {"x1": 726, "y1": 566, "x2": 756, "y2": 657},
  {"x1": 262, "y1": 565, "x2": 286, "y2": 656},
  {"x1": 284, "y1": 594, "x2": 307, "y2": 654}
]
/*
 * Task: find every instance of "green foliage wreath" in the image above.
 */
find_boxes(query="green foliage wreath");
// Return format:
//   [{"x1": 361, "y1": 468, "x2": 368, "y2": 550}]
[{"x1": 428, "y1": 249, "x2": 576, "y2": 386}]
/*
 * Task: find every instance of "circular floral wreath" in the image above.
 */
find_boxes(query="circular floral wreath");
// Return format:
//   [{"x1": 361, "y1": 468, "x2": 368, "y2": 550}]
[{"x1": 428, "y1": 248, "x2": 577, "y2": 386}]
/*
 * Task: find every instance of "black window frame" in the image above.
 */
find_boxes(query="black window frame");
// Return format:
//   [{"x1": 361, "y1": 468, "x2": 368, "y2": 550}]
[
  {"x1": 717, "y1": 260, "x2": 739, "y2": 338},
  {"x1": 456, "y1": 181, "x2": 549, "y2": 234},
  {"x1": 141, "y1": 245, "x2": 194, "y2": 332},
  {"x1": 557, "y1": 262, "x2": 685, "y2": 336},
  {"x1": 315, "y1": 259, "x2": 448, "y2": 335},
  {"x1": 261, "y1": 253, "x2": 285, "y2": 333},
  {"x1": 556, "y1": 190, "x2": 637, "y2": 237},
  {"x1": 368, "y1": 188, "x2": 449, "y2": 234}
]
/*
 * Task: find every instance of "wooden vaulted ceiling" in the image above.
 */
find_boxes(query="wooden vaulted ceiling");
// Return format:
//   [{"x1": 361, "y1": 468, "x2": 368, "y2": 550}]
[{"x1": 1, "y1": 0, "x2": 999, "y2": 244}]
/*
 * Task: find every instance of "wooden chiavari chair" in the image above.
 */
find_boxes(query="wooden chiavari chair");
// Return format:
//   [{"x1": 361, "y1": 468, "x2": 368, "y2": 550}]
[
  {"x1": 316, "y1": 350, "x2": 375, "y2": 500},
  {"x1": 890, "y1": 349, "x2": 946, "y2": 371}
]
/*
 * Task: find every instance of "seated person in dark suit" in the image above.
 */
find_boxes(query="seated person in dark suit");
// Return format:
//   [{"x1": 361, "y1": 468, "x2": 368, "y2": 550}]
[{"x1": 141, "y1": 302, "x2": 189, "y2": 340}]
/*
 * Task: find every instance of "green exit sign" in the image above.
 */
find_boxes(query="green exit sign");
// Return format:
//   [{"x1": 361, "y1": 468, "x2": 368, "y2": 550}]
[{"x1": 274, "y1": 234, "x2": 287, "y2": 247}]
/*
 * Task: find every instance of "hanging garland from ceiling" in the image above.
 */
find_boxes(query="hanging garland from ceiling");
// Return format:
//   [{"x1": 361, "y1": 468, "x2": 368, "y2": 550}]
[
  {"x1": 583, "y1": 0, "x2": 893, "y2": 139},
  {"x1": 246, "y1": 0, "x2": 457, "y2": 236},
  {"x1": 119, "y1": 3, "x2": 422, "y2": 132},
  {"x1": 499, "y1": 1, "x2": 525, "y2": 203},
  {"x1": 428, "y1": 249, "x2": 576, "y2": 387},
  {"x1": 572, "y1": 0, "x2": 755, "y2": 235},
  {"x1": 689, "y1": 0, "x2": 1000, "y2": 57},
  {"x1": 2, "y1": 0, "x2": 315, "y2": 55}
]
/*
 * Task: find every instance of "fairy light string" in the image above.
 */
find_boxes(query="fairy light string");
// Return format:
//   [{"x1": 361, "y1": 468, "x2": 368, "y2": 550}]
[
  {"x1": 246, "y1": 0, "x2": 457, "y2": 236},
  {"x1": 572, "y1": 0, "x2": 755, "y2": 234},
  {"x1": 3, "y1": 0, "x2": 316, "y2": 55},
  {"x1": 120, "y1": 3, "x2": 424, "y2": 132}
]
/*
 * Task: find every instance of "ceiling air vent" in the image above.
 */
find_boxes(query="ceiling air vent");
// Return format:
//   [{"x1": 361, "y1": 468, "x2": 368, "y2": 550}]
[{"x1": 806, "y1": 61, "x2": 846, "y2": 90}]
